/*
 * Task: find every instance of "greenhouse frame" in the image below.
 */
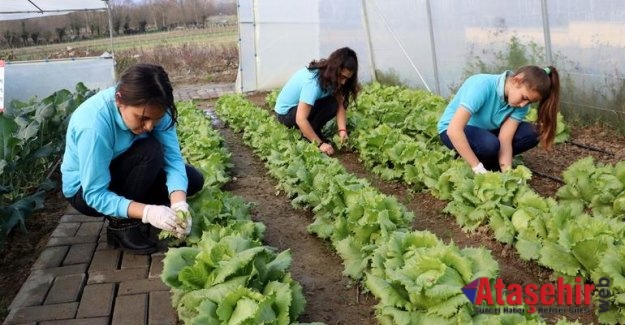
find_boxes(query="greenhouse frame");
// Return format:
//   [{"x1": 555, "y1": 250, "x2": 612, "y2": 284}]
[
  {"x1": 0, "y1": 0, "x2": 114, "y2": 108},
  {"x1": 237, "y1": 0, "x2": 625, "y2": 124}
]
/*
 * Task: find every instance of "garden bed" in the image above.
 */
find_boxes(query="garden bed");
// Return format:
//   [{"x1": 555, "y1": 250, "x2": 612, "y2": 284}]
[{"x1": 2, "y1": 91, "x2": 622, "y2": 324}]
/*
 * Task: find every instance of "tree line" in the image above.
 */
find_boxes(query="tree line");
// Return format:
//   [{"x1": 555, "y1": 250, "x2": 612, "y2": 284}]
[{"x1": 0, "y1": 0, "x2": 236, "y2": 49}]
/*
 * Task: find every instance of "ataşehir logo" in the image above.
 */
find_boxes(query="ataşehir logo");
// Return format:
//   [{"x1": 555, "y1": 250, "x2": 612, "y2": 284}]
[
  {"x1": 461, "y1": 277, "x2": 603, "y2": 314},
  {"x1": 461, "y1": 278, "x2": 481, "y2": 305}
]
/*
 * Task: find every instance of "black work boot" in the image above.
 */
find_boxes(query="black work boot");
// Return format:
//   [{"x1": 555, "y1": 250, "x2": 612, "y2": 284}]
[{"x1": 106, "y1": 217, "x2": 157, "y2": 255}]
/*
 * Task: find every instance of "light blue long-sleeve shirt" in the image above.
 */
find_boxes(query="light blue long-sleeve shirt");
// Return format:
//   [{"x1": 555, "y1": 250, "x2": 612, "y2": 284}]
[
  {"x1": 61, "y1": 87, "x2": 187, "y2": 218},
  {"x1": 274, "y1": 67, "x2": 331, "y2": 115},
  {"x1": 437, "y1": 71, "x2": 529, "y2": 134}
]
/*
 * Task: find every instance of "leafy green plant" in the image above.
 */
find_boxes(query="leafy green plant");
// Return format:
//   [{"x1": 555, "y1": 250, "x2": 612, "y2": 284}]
[
  {"x1": 161, "y1": 100, "x2": 309, "y2": 324},
  {"x1": 0, "y1": 83, "x2": 94, "y2": 245}
]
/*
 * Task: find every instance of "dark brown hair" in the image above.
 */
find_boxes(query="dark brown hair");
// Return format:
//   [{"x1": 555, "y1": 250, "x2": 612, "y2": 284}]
[
  {"x1": 116, "y1": 63, "x2": 177, "y2": 129},
  {"x1": 308, "y1": 47, "x2": 360, "y2": 108},
  {"x1": 512, "y1": 65, "x2": 560, "y2": 149}
]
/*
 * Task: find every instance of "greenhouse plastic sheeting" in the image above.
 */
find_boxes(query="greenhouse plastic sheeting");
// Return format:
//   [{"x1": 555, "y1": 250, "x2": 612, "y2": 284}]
[
  {"x1": 3, "y1": 57, "x2": 114, "y2": 106},
  {"x1": 239, "y1": 0, "x2": 625, "y2": 124},
  {"x1": 236, "y1": 0, "x2": 372, "y2": 93},
  {"x1": 0, "y1": 0, "x2": 108, "y2": 21}
]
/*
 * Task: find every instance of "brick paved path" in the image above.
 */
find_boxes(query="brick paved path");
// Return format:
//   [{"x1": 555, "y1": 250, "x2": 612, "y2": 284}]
[
  {"x1": 173, "y1": 83, "x2": 235, "y2": 102},
  {"x1": 3, "y1": 83, "x2": 235, "y2": 325}
]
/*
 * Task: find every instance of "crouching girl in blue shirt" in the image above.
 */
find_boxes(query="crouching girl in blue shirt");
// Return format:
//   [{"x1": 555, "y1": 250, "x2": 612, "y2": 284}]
[
  {"x1": 61, "y1": 64, "x2": 204, "y2": 254},
  {"x1": 437, "y1": 65, "x2": 560, "y2": 173},
  {"x1": 274, "y1": 47, "x2": 360, "y2": 155}
]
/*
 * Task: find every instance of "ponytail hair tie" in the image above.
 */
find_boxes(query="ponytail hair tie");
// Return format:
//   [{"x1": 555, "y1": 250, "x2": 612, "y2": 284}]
[{"x1": 544, "y1": 67, "x2": 551, "y2": 75}]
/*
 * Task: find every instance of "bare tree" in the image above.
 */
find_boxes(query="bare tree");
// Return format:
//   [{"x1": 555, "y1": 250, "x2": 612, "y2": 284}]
[
  {"x1": 55, "y1": 27, "x2": 66, "y2": 42},
  {"x1": 68, "y1": 13, "x2": 82, "y2": 38},
  {"x1": 0, "y1": 0, "x2": 237, "y2": 49},
  {"x1": 20, "y1": 21, "x2": 29, "y2": 45},
  {"x1": 30, "y1": 32, "x2": 40, "y2": 44}
]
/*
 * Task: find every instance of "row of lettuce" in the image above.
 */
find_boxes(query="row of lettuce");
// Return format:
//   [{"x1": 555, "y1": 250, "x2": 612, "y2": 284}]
[
  {"x1": 161, "y1": 101, "x2": 316, "y2": 324},
  {"x1": 213, "y1": 94, "x2": 582, "y2": 324},
  {"x1": 0, "y1": 84, "x2": 96, "y2": 246},
  {"x1": 275, "y1": 82, "x2": 621, "y2": 324}
]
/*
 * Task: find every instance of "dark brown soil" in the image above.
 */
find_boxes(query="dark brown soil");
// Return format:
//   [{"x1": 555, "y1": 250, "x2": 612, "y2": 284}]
[
  {"x1": 200, "y1": 102, "x2": 377, "y2": 323},
  {"x1": 336, "y1": 150, "x2": 595, "y2": 324},
  {"x1": 1, "y1": 91, "x2": 622, "y2": 324},
  {"x1": 0, "y1": 188, "x2": 68, "y2": 320},
  {"x1": 239, "y1": 92, "x2": 611, "y2": 324}
]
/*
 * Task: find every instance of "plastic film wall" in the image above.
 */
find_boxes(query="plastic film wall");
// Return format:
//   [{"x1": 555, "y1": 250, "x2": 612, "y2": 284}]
[
  {"x1": 236, "y1": 0, "x2": 372, "y2": 93},
  {"x1": 237, "y1": 0, "x2": 625, "y2": 124},
  {"x1": 3, "y1": 57, "x2": 115, "y2": 106}
]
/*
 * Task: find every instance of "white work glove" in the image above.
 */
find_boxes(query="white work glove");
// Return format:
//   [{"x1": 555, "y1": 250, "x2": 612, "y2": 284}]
[
  {"x1": 171, "y1": 201, "x2": 192, "y2": 235},
  {"x1": 472, "y1": 162, "x2": 488, "y2": 174},
  {"x1": 142, "y1": 205, "x2": 178, "y2": 232}
]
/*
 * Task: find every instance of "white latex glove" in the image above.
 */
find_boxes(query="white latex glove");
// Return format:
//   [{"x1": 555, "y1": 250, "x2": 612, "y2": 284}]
[
  {"x1": 472, "y1": 162, "x2": 488, "y2": 174},
  {"x1": 171, "y1": 201, "x2": 192, "y2": 235},
  {"x1": 142, "y1": 205, "x2": 178, "y2": 232}
]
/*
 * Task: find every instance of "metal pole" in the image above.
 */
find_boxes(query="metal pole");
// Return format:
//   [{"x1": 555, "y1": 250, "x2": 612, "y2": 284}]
[
  {"x1": 105, "y1": 0, "x2": 114, "y2": 62},
  {"x1": 367, "y1": 0, "x2": 431, "y2": 92},
  {"x1": 540, "y1": 0, "x2": 553, "y2": 65},
  {"x1": 361, "y1": 0, "x2": 377, "y2": 82},
  {"x1": 253, "y1": 0, "x2": 259, "y2": 93},
  {"x1": 425, "y1": 0, "x2": 440, "y2": 94},
  {"x1": 236, "y1": 0, "x2": 244, "y2": 93}
]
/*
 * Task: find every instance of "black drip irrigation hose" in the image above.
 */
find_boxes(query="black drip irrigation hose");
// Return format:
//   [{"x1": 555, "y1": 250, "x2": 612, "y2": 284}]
[
  {"x1": 529, "y1": 168, "x2": 564, "y2": 184},
  {"x1": 530, "y1": 140, "x2": 614, "y2": 185},
  {"x1": 45, "y1": 157, "x2": 63, "y2": 180},
  {"x1": 565, "y1": 140, "x2": 614, "y2": 156}
]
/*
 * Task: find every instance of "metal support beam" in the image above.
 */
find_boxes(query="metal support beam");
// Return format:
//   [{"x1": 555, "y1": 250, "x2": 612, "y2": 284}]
[{"x1": 540, "y1": 0, "x2": 553, "y2": 65}]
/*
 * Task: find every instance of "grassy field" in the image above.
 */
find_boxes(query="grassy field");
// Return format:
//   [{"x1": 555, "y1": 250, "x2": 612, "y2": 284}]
[
  {"x1": 2, "y1": 24, "x2": 240, "y2": 85},
  {"x1": 5, "y1": 23, "x2": 238, "y2": 61}
]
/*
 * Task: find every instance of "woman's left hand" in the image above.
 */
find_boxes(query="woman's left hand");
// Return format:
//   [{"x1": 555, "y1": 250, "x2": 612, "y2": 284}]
[
  {"x1": 338, "y1": 129, "x2": 348, "y2": 144},
  {"x1": 319, "y1": 142, "x2": 335, "y2": 155},
  {"x1": 171, "y1": 201, "x2": 192, "y2": 235}
]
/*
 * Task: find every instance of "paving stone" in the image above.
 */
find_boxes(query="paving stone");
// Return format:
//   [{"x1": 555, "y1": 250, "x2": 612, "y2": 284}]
[
  {"x1": 47, "y1": 235, "x2": 99, "y2": 247},
  {"x1": 75, "y1": 222, "x2": 103, "y2": 237},
  {"x1": 31, "y1": 264, "x2": 88, "y2": 277},
  {"x1": 64, "y1": 205, "x2": 82, "y2": 215},
  {"x1": 88, "y1": 249, "x2": 121, "y2": 272},
  {"x1": 39, "y1": 317, "x2": 109, "y2": 325},
  {"x1": 121, "y1": 254, "x2": 149, "y2": 270},
  {"x1": 148, "y1": 291, "x2": 177, "y2": 325},
  {"x1": 98, "y1": 223, "x2": 108, "y2": 243},
  {"x1": 51, "y1": 223, "x2": 80, "y2": 238},
  {"x1": 112, "y1": 294, "x2": 147, "y2": 325},
  {"x1": 44, "y1": 274, "x2": 86, "y2": 305},
  {"x1": 87, "y1": 268, "x2": 148, "y2": 285},
  {"x1": 3, "y1": 302, "x2": 78, "y2": 324},
  {"x1": 31, "y1": 246, "x2": 69, "y2": 270},
  {"x1": 118, "y1": 278, "x2": 169, "y2": 295},
  {"x1": 95, "y1": 242, "x2": 114, "y2": 251},
  {"x1": 76, "y1": 283, "x2": 114, "y2": 318},
  {"x1": 8, "y1": 273, "x2": 54, "y2": 310},
  {"x1": 148, "y1": 253, "x2": 165, "y2": 279},
  {"x1": 60, "y1": 215, "x2": 104, "y2": 223},
  {"x1": 63, "y1": 243, "x2": 96, "y2": 265}
]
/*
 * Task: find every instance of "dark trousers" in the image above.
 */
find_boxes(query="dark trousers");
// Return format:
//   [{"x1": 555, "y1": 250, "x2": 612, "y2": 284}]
[
  {"x1": 439, "y1": 122, "x2": 539, "y2": 171},
  {"x1": 68, "y1": 136, "x2": 204, "y2": 217},
  {"x1": 276, "y1": 95, "x2": 339, "y2": 140}
]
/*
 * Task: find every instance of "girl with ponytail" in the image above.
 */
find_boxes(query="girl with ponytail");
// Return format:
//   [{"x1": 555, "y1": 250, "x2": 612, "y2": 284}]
[{"x1": 437, "y1": 65, "x2": 560, "y2": 173}]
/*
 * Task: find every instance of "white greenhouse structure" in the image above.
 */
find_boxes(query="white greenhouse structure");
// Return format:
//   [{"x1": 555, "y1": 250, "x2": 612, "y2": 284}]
[
  {"x1": 0, "y1": 0, "x2": 114, "y2": 109},
  {"x1": 236, "y1": 0, "x2": 625, "y2": 123}
]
